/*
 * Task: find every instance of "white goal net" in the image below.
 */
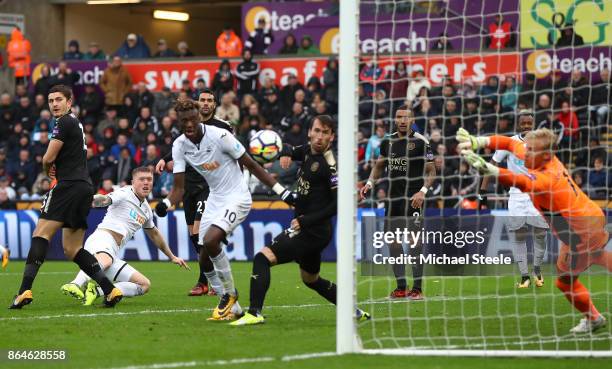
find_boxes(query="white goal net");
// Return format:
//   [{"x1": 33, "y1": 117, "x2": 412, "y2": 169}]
[{"x1": 338, "y1": 0, "x2": 612, "y2": 357}]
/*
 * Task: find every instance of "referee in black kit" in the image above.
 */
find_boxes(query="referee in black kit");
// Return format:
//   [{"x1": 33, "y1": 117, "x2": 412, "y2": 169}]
[{"x1": 10, "y1": 85, "x2": 123, "y2": 309}]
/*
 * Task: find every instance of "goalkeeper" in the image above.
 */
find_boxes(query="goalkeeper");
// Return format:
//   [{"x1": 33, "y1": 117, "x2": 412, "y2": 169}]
[{"x1": 457, "y1": 127, "x2": 610, "y2": 334}]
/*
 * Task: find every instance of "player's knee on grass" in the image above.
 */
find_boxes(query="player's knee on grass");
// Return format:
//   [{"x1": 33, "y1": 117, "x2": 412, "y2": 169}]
[
  {"x1": 260, "y1": 247, "x2": 277, "y2": 265},
  {"x1": 131, "y1": 273, "x2": 151, "y2": 294},
  {"x1": 300, "y1": 269, "x2": 319, "y2": 284}
]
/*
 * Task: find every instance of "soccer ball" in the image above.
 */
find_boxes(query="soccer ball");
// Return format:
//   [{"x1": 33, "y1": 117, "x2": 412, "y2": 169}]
[{"x1": 249, "y1": 130, "x2": 283, "y2": 164}]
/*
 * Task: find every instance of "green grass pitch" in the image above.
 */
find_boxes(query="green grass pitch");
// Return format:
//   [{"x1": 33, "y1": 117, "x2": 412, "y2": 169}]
[{"x1": 1, "y1": 261, "x2": 611, "y2": 369}]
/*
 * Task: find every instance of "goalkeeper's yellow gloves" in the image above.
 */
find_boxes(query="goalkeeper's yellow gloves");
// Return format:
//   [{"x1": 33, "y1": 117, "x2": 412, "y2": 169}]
[
  {"x1": 455, "y1": 128, "x2": 490, "y2": 151},
  {"x1": 461, "y1": 150, "x2": 499, "y2": 176}
]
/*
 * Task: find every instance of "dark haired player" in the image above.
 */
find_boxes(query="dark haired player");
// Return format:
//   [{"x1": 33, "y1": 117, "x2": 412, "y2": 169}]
[
  {"x1": 156, "y1": 88, "x2": 233, "y2": 296},
  {"x1": 10, "y1": 84, "x2": 123, "y2": 309},
  {"x1": 156, "y1": 98, "x2": 296, "y2": 320},
  {"x1": 360, "y1": 106, "x2": 436, "y2": 300},
  {"x1": 232, "y1": 115, "x2": 370, "y2": 326}
]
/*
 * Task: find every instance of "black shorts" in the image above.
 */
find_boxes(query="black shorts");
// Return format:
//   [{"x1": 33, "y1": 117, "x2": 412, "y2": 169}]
[
  {"x1": 387, "y1": 198, "x2": 424, "y2": 219},
  {"x1": 183, "y1": 188, "x2": 209, "y2": 225},
  {"x1": 40, "y1": 181, "x2": 94, "y2": 229},
  {"x1": 268, "y1": 228, "x2": 332, "y2": 275}
]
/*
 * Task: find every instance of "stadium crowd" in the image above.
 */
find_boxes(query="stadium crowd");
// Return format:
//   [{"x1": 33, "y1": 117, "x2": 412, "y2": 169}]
[{"x1": 0, "y1": 28, "x2": 610, "y2": 209}]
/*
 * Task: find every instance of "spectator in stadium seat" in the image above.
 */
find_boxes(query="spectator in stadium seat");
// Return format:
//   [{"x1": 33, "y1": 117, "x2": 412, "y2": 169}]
[
  {"x1": 115, "y1": 33, "x2": 151, "y2": 59},
  {"x1": 462, "y1": 99, "x2": 479, "y2": 134},
  {"x1": 543, "y1": 70, "x2": 567, "y2": 107},
  {"x1": 134, "y1": 82, "x2": 155, "y2": 110},
  {"x1": 0, "y1": 189, "x2": 16, "y2": 210},
  {"x1": 258, "y1": 77, "x2": 278, "y2": 103},
  {"x1": 553, "y1": 22, "x2": 584, "y2": 47},
  {"x1": 121, "y1": 95, "x2": 139, "y2": 125},
  {"x1": 177, "y1": 41, "x2": 194, "y2": 57},
  {"x1": 153, "y1": 87, "x2": 175, "y2": 120},
  {"x1": 156, "y1": 116, "x2": 178, "y2": 141},
  {"x1": 132, "y1": 119, "x2": 153, "y2": 147},
  {"x1": 236, "y1": 49, "x2": 260, "y2": 98},
  {"x1": 48, "y1": 61, "x2": 79, "y2": 89},
  {"x1": 110, "y1": 133, "x2": 136, "y2": 159},
  {"x1": 279, "y1": 74, "x2": 304, "y2": 115},
  {"x1": 245, "y1": 17, "x2": 273, "y2": 55},
  {"x1": 31, "y1": 131, "x2": 49, "y2": 165},
  {"x1": 216, "y1": 25, "x2": 243, "y2": 58},
  {"x1": 0, "y1": 176, "x2": 16, "y2": 201},
  {"x1": 211, "y1": 59, "x2": 235, "y2": 98},
  {"x1": 279, "y1": 101, "x2": 309, "y2": 132},
  {"x1": 431, "y1": 32, "x2": 453, "y2": 51},
  {"x1": 98, "y1": 178, "x2": 115, "y2": 195},
  {"x1": 283, "y1": 121, "x2": 309, "y2": 147},
  {"x1": 560, "y1": 68, "x2": 588, "y2": 110},
  {"x1": 387, "y1": 61, "x2": 408, "y2": 113},
  {"x1": 500, "y1": 75, "x2": 520, "y2": 112},
  {"x1": 8, "y1": 149, "x2": 35, "y2": 190},
  {"x1": 575, "y1": 137, "x2": 610, "y2": 169},
  {"x1": 556, "y1": 100, "x2": 579, "y2": 148},
  {"x1": 83, "y1": 41, "x2": 106, "y2": 60},
  {"x1": 217, "y1": 91, "x2": 241, "y2": 125},
  {"x1": 519, "y1": 73, "x2": 537, "y2": 106},
  {"x1": 406, "y1": 68, "x2": 431, "y2": 108},
  {"x1": 30, "y1": 177, "x2": 51, "y2": 200},
  {"x1": 485, "y1": 14, "x2": 515, "y2": 49},
  {"x1": 479, "y1": 76, "x2": 500, "y2": 113},
  {"x1": 153, "y1": 38, "x2": 177, "y2": 58},
  {"x1": 96, "y1": 108, "x2": 118, "y2": 138},
  {"x1": 358, "y1": 84, "x2": 373, "y2": 121},
  {"x1": 261, "y1": 89, "x2": 282, "y2": 127},
  {"x1": 572, "y1": 170, "x2": 586, "y2": 191},
  {"x1": 459, "y1": 78, "x2": 478, "y2": 100},
  {"x1": 372, "y1": 89, "x2": 390, "y2": 120},
  {"x1": 79, "y1": 83, "x2": 104, "y2": 125},
  {"x1": 34, "y1": 65, "x2": 52, "y2": 98},
  {"x1": 191, "y1": 78, "x2": 208, "y2": 101},
  {"x1": 587, "y1": 157, "x2": 608, "y2": 199},
  {"x1": 63, "y1": 40, "x2": 83, "y2": 60},
  {"x1": 589, "y1": 68, "x2": 610, "y2": 127},
  {"x1": 7, "y1": 27, "x2": 31, "y2": 85},
  {"x1": 15, "y1": 96, "x2": 36, "y2": 132},
  {"x1": 296, "y1": 35, "x2": 320, "y2": 55},
  {"x1": 100, "y1": 56, "x2": 132, "y2": 110},
  {"x1": 323, "y1": 56, "x2": 339, "y2": 107},
  {"x1": 359, "y1": 60, "x2": 385, "y2": 95},
  {"x1": 279, "y1": 33, "x2": 298, "y2": 54},
  {"x1": 364, "y1": 124, "x2": 386, "y2": 169}
]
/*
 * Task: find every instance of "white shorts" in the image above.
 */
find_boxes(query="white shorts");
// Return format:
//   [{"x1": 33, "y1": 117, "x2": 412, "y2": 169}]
[
  {"x1": 507, "y1": 197, "x2": 549, "y2": 231},
  {"x1": 84, "y1": 229, "x2": 136, "y2": 282},
  {"x1": 199, "y1": 192, "x2": 252, "y2": 244}
]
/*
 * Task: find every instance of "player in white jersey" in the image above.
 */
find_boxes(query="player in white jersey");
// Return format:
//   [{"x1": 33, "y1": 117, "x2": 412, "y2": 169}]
[
  {"x1": 480, "y1": 110, "x2": 549, "y2": 288},
  {"x1": 60, "y1": 167, "x2": 190, "y2": 305},
  {"x1": 154, "y1": 99, "x2": 297, "y2": 321}
]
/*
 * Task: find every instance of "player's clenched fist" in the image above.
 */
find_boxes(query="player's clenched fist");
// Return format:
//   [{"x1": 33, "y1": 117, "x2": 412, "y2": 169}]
[{"x1": 155, "y1": 198, "x2": 172, "y2": 217}]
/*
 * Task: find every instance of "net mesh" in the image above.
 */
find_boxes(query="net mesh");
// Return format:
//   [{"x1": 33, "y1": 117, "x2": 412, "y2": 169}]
[{"x1": 354, "y1": 0, "x2": 612, "y2": 354}]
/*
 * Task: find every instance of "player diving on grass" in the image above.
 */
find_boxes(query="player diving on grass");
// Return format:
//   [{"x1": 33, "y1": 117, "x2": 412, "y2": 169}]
[
  {"x1": 480, "y1": 110, "x2": 549, "y2": 288},
  {"x1": 232, "y1": 115, "x2": 370, "y2": 326},
  {"x1": 60, "y1": 166, "x2": 190, "y2": 305},
  {"x1": 155, "y1": 98, "x2": 297, "y2": 321},
  {"x1": 457, "y1": 127, "x2": 610, "y2": 333},
  {"x1": 359, "y1": 105, "x2": 436, "y2": 300}
]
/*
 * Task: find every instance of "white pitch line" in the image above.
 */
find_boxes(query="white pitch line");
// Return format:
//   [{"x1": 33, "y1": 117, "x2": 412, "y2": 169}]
[{"x1": 99, "y1": 352, "x2": 338, "y2": 369}]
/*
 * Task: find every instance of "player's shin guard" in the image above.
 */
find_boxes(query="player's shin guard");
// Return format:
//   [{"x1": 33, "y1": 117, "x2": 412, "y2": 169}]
[
  {"x1": 19, "y1": 237, "x2": 49, "y2": 294},
  {"x1": 248, "y1": 253, "x2": 271, "y2": 315},
  {"x1": 115, "y1": 282, "x2": 145, "y2": 297},
  {"x1": 389, "y1": 243, "x2": 407, "y2": 290},
  {"x1": 410, "y1": 243, "x2": 424, "y2": 291},
  {"x1": 210, "y1": 250, "x2": 235, "y2": 296},
  {"x1": 190, "y1": 234, "x2": 208, "y2": 285},
  {"x1": 556, "y1": 277, "x2": 601, "y2": 320},
  {"x1": 305, "y1": 277, "x2": 337, "y2": 305},
  {"x1": 73, "y1": 248, "x2": 115, "y2": 295}
]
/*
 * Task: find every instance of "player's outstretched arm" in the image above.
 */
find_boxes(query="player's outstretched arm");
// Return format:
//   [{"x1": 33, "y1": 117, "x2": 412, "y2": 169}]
[
  {"x1": 144, "y1": 227, "x2": 190, "y2": 270},
  {"x1": 238, "y1": 153, "x2": 297, "y2": 206},
  {"x1": 92, "y1": 194, "x2": 112, "y2": 208}
]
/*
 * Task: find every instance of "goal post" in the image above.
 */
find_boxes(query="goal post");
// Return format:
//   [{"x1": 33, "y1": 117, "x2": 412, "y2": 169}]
[{"x1": 336, "y1": 0, "x2": 360, "y2": 355}]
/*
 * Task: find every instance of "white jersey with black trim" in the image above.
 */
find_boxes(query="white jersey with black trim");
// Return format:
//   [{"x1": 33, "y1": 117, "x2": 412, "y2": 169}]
[
  {"x1": 172, "y1": 123, "x2": 248, "y2": 197},
  {"x1": 97, "y1": 186, "x2": 155, "y2": 247},
  {"x1": 492, "y1": 134, "x2": 530, "y2": 200}
]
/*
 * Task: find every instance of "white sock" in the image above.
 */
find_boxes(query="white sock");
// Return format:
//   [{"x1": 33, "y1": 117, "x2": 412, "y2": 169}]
[
  {"x1": 231, "y1": 300, "x2": 243, "y2": 316},
  {"x1": 533, "y1": 231, "x2": 547, "y2": 273},
  {"x1": 204, "y1": 270, "x2": 223, "y2": 295},
  {"x1": 115, "y1": 282, "x2": 145, "y2": 297},
  {"x1": 71, "y1": 271, "x2": 90, "y2": 289},
  {"x1": 210, "y1": 250, "x2": 235, "y2": 295},
  {"x1": 511, "y1": 233, "x2": 529, "y2": 276}
]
